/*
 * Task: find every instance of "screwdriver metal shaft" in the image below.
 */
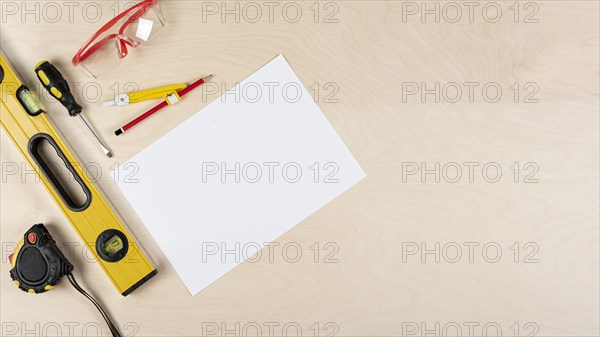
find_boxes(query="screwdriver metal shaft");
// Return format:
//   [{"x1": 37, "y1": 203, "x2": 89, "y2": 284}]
[{"x1": 76, "y1": 114, "x2": 113, "y2": 158}]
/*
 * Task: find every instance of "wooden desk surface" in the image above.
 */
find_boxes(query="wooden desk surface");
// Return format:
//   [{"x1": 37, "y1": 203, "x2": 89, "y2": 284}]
[{"x1": 1, "y1": 1, "x2": 598, "y2": 336}]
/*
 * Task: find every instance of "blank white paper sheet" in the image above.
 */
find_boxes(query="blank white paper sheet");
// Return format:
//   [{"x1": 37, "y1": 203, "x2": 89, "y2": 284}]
[{"x1": 116, "y1": 55, "x2": 366, "y2": 295}]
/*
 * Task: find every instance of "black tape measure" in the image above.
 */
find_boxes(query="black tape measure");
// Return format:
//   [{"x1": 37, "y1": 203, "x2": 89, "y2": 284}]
[
  {"x1": 9, "y1": 224, "x2": 123, "y2": 337},
  {"x1": 9, "y1": 224, "x2": 73, "y2": 293}
]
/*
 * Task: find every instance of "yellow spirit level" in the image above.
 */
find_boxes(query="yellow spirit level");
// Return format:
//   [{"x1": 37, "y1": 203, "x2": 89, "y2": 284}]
[{"x1": 0, "y1": 51, "x2": 157, "y2": 296}]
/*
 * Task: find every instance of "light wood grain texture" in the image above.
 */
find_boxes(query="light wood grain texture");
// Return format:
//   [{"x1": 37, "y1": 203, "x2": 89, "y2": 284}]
[{"x1": 1, "y1": 1, "x2": 598, "y2": 336}]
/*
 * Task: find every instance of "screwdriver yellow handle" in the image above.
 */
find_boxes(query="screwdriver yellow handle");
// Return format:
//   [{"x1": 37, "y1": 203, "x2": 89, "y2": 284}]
[{"x1": 34, "y1": 60, "x2": 82, "y2": 116}]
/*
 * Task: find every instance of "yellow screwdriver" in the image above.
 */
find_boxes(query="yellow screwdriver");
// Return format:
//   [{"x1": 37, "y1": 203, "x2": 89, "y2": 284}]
[{"x1": 34, "y1": 61, "x2": 112, "y2": 158}]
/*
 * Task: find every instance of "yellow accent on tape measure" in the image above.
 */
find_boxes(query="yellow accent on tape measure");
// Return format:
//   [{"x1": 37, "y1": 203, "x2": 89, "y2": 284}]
[
  {"x1": 11, "y1": 239, "x2": 24, "y2": 268},
  {"x1": 44, "y1": 284, "x2": 54, "y2": 291},
  {"x1": 27, "y1": 289, "x2": 35, "y2": 293},
  {"x1": 1, "y1": 52, "x2": 157, "y2": 296}
]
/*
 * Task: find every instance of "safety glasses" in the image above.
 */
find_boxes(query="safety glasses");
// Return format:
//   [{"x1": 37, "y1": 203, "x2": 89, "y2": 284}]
[{"x1": 72, "y1": 0, "x2": 165, "y2": 78}]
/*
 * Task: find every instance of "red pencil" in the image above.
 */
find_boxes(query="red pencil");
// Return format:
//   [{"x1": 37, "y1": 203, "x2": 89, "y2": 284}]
[{"x1": 114, "y1": 74, "x2": 213, "y2": 136}]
